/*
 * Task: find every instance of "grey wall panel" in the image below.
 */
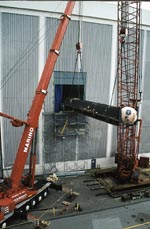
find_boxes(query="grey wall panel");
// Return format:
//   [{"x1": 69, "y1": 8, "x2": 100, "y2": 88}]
[
  {"x1": 45, "y1": 19, "x2": 112, "y2": 105},
  {"x1": 140, "y1": 101, "x2": 150, "y2": 154},
  {"x1": 143, "y1": 31, "x2": 150, "y2": 102},
  {"x1": 1, "y1": 6, "x2": 150, "y2": 174},
  {"x1": 2, "y1": 13, "x2": 39, "y2": 167},
  {"x1": 43, "y1": 17, "x2": 58, "y2": 113},
  {"x1": 44, "y1": 19, "x2": 112, "y2": 163},
  {"x1": 110, "y1": 127, "x2": 117, "y2": 157},
  {"x1": 45, "y1": 19, "x2": 78, "y2": 113},
  {"x1": 140, "y1": 31, "x2": 150, "y2": 153},
  {"x1": 82, "y1": 22, "x2": 112, "y2": 104},
  {"x1": 81, "y1": 21, "x2": 112, "y2": 159}
]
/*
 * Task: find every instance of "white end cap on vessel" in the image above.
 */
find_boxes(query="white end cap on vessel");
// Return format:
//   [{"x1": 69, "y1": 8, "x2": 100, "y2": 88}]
[{"x1": 121, "y1": 106, "x2": 137, "y2": 124}]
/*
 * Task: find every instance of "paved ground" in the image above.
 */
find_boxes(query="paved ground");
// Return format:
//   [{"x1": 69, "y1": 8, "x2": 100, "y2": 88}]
[{"x1": 8, "y1": 174, "x2": 150, "y2": 229}]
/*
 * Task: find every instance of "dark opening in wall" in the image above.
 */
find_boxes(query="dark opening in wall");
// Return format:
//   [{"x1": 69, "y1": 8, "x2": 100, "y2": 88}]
[{"x1": 55, "y1": 84, "x2": 84, "y2": 112}]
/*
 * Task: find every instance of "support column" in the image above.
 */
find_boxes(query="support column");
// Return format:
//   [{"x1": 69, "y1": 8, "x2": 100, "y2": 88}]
[
  {"x1": 38, "y1": 16, "x2": 46, "y2": 174},
  {"x1": 138, "y1": 30, "x2": 147, "y2": 118},
  {"x1": 0, "y1": 13, "x2": 4, "y2": 177},
  {"x1": 106, "y1": 22, "x2": 118, "y2": 159}
]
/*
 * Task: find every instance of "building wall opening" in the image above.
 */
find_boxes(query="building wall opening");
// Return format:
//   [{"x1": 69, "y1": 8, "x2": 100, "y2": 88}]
[
  {"x1": 54, "y1": 71, "x2": 86, "y2": 113},
  {"x1": 55, "y1": 84, "x2": 84, "y2": 112}
]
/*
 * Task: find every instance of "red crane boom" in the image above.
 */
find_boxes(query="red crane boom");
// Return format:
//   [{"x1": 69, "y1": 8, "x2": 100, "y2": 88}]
[
  {"x1": 117, "y1": 1, "x2": 141, "y2": 182},
  {"x1": 10, "y1": 1, "x2": 75, "y2": 190},
  {"x1": 0, "y1": 2, "x2": 75, "y2": 227}
]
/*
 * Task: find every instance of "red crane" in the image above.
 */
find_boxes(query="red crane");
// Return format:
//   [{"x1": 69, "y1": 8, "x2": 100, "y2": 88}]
[
  {"x1": 117, "y1": 1, "x2": 142, "y2": 183},
  {"x1": 0, "y1": 1, "x2": 75, "y2": 227},
  {"x1": 65, "y1": 1, "x2": 142, "y2": 184}
]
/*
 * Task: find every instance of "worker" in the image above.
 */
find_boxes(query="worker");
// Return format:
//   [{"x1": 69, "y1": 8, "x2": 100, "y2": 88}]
[{"x1": 74, "y1": 202, "x2": 82, "y2": 211}]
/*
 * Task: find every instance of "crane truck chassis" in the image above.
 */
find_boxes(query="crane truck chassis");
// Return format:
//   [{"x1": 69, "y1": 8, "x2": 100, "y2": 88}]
[{"x1": 0, "y1": 1, "x2": 75, "y2": 228}]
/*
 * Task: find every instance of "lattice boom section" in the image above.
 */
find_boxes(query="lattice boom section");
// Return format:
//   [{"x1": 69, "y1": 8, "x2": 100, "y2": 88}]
[{"x1": 117, "y1": 1, "x2": 141, "y2": 183}]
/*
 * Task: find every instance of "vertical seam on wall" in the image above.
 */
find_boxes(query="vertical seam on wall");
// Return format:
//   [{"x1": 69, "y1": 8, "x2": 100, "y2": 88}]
[
  {"x1": 106, "y1": 22, "x2": 117, "y2": 159},
  {"x1": 139, "y1": 29, "x2": 147, "y2": 118},
  {"x1": 0, "y1": 12, "x2": 5, "y2": 172},
  {"x1": 38, "y1": 15, "x2": 46, "y2": 174}
]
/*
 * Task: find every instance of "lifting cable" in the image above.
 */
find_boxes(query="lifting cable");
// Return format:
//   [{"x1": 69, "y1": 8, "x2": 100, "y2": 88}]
[
  {"x1": 110, "y1": 69, "x2": 117, "y2": 106},
  {"x1": 138, "y1": 4, "x2": 143, "y2": 101},
  {"x1": 72, "y1": 1, "x2": 84, "y2": 87},
  {"x1": 71, "y1": 1, "x2": 84, "y2": 136}
]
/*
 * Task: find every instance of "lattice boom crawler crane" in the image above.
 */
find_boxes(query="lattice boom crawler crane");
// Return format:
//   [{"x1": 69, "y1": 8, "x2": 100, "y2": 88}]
[
  {"x1": 117, "y1": 1, "x2": 142, "y2": 183},
  {"x1": 0, "y1": 1, "x2": 75, "y2": 228},
  {"x1": 65, "y1": 1, "x2": 142, "y2": 184}
]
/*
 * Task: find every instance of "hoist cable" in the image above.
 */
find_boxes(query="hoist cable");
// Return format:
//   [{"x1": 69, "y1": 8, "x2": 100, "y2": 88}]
[
  {"x1": 72, "y1": 53, "x2": 79, "y2": 85},
  {"x1": 110, "y1": 69, "x2": 118, "y2": 106},
  {"x1": 77, "y1": 1, "x2": 82, "y2": 43},
  {"x1": 138, "y1": 4, "x2": 143, "y2": 99},
  {"x1": 72, "y1": 1, "x2": 84, "y2": 87}
]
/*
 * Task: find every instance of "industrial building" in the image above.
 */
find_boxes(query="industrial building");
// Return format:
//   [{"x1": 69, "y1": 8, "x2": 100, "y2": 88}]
[{"x1": 0, "y1": 1, "x2": 150, "y2": 229}]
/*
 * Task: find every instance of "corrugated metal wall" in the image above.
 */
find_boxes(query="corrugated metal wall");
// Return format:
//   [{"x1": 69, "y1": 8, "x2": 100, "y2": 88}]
[
  {"x1": 1, "y1": 8, "x2": 150, "y2": 173},
  {"x1": 1, "y1": 13, "x2": 39, "y2": 167},
  {"x1": 43, "y1": 18, "x2": 113, "y2": 167},
  {"x1": 140, "y1": 30, "x2": 150, "y2": 153}
]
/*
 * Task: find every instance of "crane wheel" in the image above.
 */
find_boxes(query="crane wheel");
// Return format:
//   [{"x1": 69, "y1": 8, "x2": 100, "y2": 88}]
[
  {"x1": 25, "y1": 204, "x2": 30, "y2": 211},
  {"x1": 31, "y1": 199, "x2": 36, "y2": 207},
  {"x1": 38, "y1": 195, "x2": 42, "y2": 202},
  {"x1": 0, "y1": 222, "x2": 7, "y2": 229},
  {"x1": 43, "y1": 190, "x2": 48, "y2": 197}
]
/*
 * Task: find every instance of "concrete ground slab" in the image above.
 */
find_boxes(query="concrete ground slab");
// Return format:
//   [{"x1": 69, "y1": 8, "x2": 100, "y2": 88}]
[
  {"x1": 7, "y1": 174, "x2": 150, "y2": 229},
  {"x1": 92, "y1": 218, "x2": 122, "y2": 229}
]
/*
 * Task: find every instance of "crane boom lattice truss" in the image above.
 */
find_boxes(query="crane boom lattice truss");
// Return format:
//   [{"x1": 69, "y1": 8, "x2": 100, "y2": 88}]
[{"x1": 117, "y1": 1, "x2": 141, "y2": 182}]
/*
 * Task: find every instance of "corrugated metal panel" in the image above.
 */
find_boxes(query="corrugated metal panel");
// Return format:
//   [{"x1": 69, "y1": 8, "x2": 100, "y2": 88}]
[
  {"x1": 140, "y1": 30, "x2": 150, "y2": 153},
  {"x1": 143, "y1": 31, "x2": 150, "y2": 102},
  {"x1": 45, "y1": 18, "x2": 78, "y2": 112},
  {"x1": 43, "y1": 17, "x2": 58, "y2": 113},
  {"x1": 46, "y1": 20, "x2": 112, "y2": 105},
  {"x1": 44, "y1": 18, "x2": 112, "y2": 162},
  {"x1": 1, "y1": 13, "x2": 39, "y2": 166}
]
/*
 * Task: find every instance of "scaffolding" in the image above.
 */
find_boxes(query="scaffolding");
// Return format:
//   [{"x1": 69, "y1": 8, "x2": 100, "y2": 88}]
[
  {"x1": 54, "y1": 112, "x2": 88, "y2": 138},
  {"x1": 42, "y1": 111, "x2": 89, "y2": 175},
  {"x1": 117, "y1": 1, "x2": 141, "y2": 182}
]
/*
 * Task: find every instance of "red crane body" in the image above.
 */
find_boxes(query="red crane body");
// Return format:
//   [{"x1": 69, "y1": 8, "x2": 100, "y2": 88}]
[
  {"x1": 10, "y1": 0, "x2": 75, "y2": 190},
  {"x1": 0, "y1": 1, "x2": 75, "y2": 226}
]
